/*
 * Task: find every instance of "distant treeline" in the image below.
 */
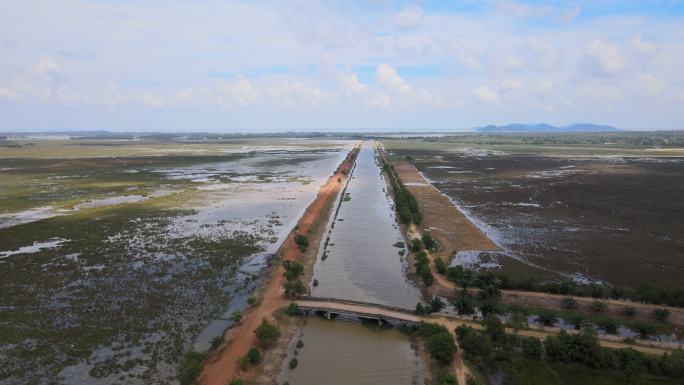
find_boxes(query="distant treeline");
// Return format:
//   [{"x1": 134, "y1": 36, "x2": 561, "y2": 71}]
[
  {"x1": 380, "y1": 157, "x2": 422, "y2": 225},
  {"x1": 385, "y1": 131, "x2": 684, "y2": 148},
  {"x1": 447, "y1": 267, "x2": 684, "y2": 308}
]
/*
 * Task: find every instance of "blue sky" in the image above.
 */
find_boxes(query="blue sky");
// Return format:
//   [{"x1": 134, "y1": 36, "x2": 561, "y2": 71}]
[{"x1": 1, "y1": 0, "x2": 684, "y2": 131}]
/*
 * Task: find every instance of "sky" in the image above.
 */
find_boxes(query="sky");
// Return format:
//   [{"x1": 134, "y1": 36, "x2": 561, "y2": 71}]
[{"x1": 1, "y1": 0, "x2": 684, "y2": 132}]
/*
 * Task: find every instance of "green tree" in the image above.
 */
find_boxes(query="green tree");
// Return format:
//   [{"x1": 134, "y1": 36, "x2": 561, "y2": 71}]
[
  {"x1": 285, "y1": 302, "x2": 301, "y2": 316},
  {"x1": 561, "y1": 297, "x2": 578, "y2": 310},
  {"x1": 454, "y1": 290, "x2": 475, "y2": 315},
  {"x1": 421, "y1": 233, "x2": 437, "y2": 250},
  {"x1": 483, "y1": 314, "x2": 505, "y2": 343},
  {"x1": 522, "y1": 337, "x2": 542, "y2": 359},
  {"x1": 294, "y1": 234, "x2": 309, "y2": 251},
  {"x1": 426, "y1": 332, "x2": 457, "y2": 365},
  {"x1": 177, "y1": 350, "x2": 207, "y2": 385},
  {"x1": 229, "y1": 379, "x2": 244, "y2": 385},
  {"x1": 283, "y1": 279, "x2": 307, "y2": 298},
  {"x1": 246, "y1": 347, "x2": 261, "y2": 365},
  {"x1": 434, "y1": 257, "x2": 447, "y2": 274},
  {"x1": 254, "y1": 319, "x2": 280, "y2": 347},
  {"x1": 652, "y1": 308, "x2": 670, "y2": 322}
]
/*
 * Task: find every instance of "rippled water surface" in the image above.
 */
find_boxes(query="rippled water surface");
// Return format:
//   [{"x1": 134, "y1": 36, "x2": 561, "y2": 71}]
[
  {"x1": 312, "y1": 143, "x2": 421, "y2": 309},
  {"x1": 278, "y1": 317, "x2": 423, "y2": 385}
]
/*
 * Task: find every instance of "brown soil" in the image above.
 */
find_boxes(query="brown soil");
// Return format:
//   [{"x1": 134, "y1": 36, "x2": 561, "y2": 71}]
[
  {"x1": 198, "y1": 144, "x2": 360, "y2": 385},
  {"x1": 385, "y1": 153, "x2": 684, "y2": 329}
]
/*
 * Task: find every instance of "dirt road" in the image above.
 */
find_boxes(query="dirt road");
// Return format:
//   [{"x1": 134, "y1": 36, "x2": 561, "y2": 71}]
[
  {"x1": 198, "y1": 144, "x2": 360, "y2": 385},
  {"x1": 381, "y1": 147, "x2": 684, "y2": 327}
]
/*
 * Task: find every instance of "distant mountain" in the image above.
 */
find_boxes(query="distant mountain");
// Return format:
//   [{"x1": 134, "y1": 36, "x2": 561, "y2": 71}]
[{"x1": 474, "y1": 123, "x2": 618, "y2": 132}]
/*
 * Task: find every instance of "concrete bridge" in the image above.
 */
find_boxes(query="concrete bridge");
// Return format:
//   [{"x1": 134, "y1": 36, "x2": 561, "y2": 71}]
[{"x1": 295, "y1": 296, "x2": 423, "y2": 327}]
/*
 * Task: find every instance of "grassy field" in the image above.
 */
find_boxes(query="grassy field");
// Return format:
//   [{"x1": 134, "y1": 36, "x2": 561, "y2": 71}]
[
  {"x1": 0, "y1": 138, "x2": 348, "y2": 385},
  {"x1": 382, "y1": 132, "x2": 684, "y2": 290}
]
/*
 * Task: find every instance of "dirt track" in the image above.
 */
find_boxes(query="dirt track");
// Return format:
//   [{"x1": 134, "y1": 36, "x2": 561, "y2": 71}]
[
  {"x1": 198, "y1": 144, "x2": 360, "y2": 385},
  {"x1": 383, "y1": 149, "x2": 684, "y2": 328}
]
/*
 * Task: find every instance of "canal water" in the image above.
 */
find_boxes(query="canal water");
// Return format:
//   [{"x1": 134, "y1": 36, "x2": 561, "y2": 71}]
[
  {"x1": 311, "y1": 142, "x2": 422, "y2": 309},
  {"x1": 279, "y1": 142, "x2": 425, "y2": 385},
  {"x1": 277, "y1": 317, "x2": 424, "y2": 385}
]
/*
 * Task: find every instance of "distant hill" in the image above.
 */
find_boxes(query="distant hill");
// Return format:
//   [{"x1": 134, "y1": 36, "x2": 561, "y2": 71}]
[{"x1": 474, "y1": 123, "x2": 618, "y2": 132}]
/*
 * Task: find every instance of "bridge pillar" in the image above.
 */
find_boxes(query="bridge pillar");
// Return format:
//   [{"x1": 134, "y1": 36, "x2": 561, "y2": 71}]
[
  {"x1": 377, "y1": 317, "x2": 382, "y2": 326},
  {"x1": 326, "y1": 311, "x2": 331, "y2": 320}
]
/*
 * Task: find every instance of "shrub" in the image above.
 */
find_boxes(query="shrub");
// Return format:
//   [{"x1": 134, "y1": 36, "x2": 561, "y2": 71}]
[
  {"x1": 535, "y1": 309, "x2": 557, "y2": 327},
  {"x1": 652, "y1": 308, "x2": 670, "y2": 322},
  {"x1": 410, "y1": 238, "x2": 424, "y2": 252},
  {"x1": 454, "y1": 290, "x2": 475, "y2": 315},
  {"x1": 282, "y1": 260, "x2": 304, "y2": 281},
  {"x1": 247, "y1": 297, "x2": 259, "y2": 307},
  {"x1": 230, "y1": 311, "x2": 242, "y2": 323},
  {"x1": 483, "y1": 314, "x2": 505, "y2": 343},
  {"x1": 426, "y1": 332, "x2": 457, "y2": 365},
  {"x1": 177, "y1": 350, "x2": 207, "y2": 385},
  {"x1": 466, "y1": 376, "x2": 484, "y2": 385},
  {"x1": 254, "y1": 319, "x2": 280, "y2": 347},
  {"x1": 289, "y1": 358, "x2": 298, "y2": 369},
  {"x1": 598, "y1": 317, "x2": 619, "y2": 334},
  {"x1": 294, "y1": 234, "x2": 309, "y2": 251},
  {"x1": 561, "y1": 297, "x2": 578, "y2": 310},
  {"x1": 633, "y1": 321, "x2": 656, "y2": 339},
  {"x1": 210, "y1": 336, "x2": 222, "y2": 350},
  {"x1": 438, "y1": 373, "x2": 458, "y2": 385},
  {"x1": 285, "y1": 302, "x2": 301, "y2": 316},
  {"x1": 229, "y1": 379, "x2": 244, "y2": 385},
  {"x1": 590, "y1": 300, "x2": 606, "y2": 313},
  {"x1": 623, "y1": 306, "x2": 636, "y2": 317},
  {"x1": 430, "y1": 296, "x2": 446, "y2": 313},
  {"x1": 283, "y1": 279, "x2": 306, "y2": 298},
  {"x1": 246, "y1": 347, "x2": 261, "y2": 365},
  {"x1": 434, "y1": 257, "x2": 447, "y2": 274},
  {"x1": 296, "y1": 340, "x2": 304, "y2": 349},
  {"x1": 421, "y1": 233, "x2": 437, "y2": 250},
  {"x1": 522, "y1": 337, "x2": 542, "y2": 359}
]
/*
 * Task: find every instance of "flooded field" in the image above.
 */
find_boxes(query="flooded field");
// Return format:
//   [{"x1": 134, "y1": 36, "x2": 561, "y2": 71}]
[
  {"x1": 0, "y1": 139, "x2": 351, "y2": 385},
  {"x1": 384, "y1": 138, "x2": 684, "y2": 290},
  {"x1": 278, "y1": 317, "x2": 423, "y2": 385},
  {"x1": 311, "y1": 143, "x2": 421, "y2": 309}
]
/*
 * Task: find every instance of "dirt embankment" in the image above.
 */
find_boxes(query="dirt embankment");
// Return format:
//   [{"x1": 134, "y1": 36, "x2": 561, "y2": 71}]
[
  {"x1": 382, "y1": 149, "x2": 684, "y2": 328},
  {"x1": 198, "y1": 144, "x2": 360, "y2": 385}
]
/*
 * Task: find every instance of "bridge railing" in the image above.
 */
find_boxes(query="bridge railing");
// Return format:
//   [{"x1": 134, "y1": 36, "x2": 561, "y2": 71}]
[{"x1": 295, "y1": 296, "x2": 415, "y2": 315}]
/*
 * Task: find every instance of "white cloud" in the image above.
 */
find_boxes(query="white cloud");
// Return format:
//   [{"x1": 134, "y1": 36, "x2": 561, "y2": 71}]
[
  {"x1": 580, "y1": 40, "x2": 626, "y2": 77},
  {"x1": 639, "y1": 73, "x2": 665, "y2": 96},
  {"x1": 500, "y1": 78, "x2": 523, "y2": 92},
  {"x1": 630, "y1": 35, "x2": 658, "y2": 59},
  {"x1": 341, "y1": 73, "x2": 367, "y2": 94},
  {"x1": 500, "y1": 1, "x2": 580, "y2": 22},
  {"x1": 579, "y1": 85, "x2": 622, "y2": 101},
  {"x1": 33, "y1": 58, "x2": 60, "y2": 80},
  {"x1": 395, "y1": 5, "x2": 423, "y2": 30},
  {"x1": 375, "y1": 64, "x2": 412, "y2": 94},
  {"x1": 367, "y1": 93, "x2": 391, "y2": 109},
  {"x1": 472, "y1": 86, "x2": 500, "y2": 105}
]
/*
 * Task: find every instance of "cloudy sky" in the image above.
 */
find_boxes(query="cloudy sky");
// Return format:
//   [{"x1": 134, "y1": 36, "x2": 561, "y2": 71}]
[{"x1": 1, "y1": 0, "x2": 684, "y2": 132}]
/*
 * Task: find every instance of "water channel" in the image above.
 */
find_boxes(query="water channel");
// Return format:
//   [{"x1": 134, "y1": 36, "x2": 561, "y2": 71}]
[{"x1": 279, "y1": 142, "x2": 424, "y2": 385}]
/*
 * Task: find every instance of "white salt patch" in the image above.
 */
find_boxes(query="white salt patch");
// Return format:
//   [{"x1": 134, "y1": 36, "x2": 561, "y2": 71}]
[{"x1": 0, "y1": 238, "x2": 68, "y2": 259}]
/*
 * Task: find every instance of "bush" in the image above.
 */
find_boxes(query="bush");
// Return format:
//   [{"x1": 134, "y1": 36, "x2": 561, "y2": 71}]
[
  {"x1": 210, "y1": 336, "x2": 222, "y2": 350},
  {"x1": 230, "y1": 311, "x2": 243, "y2": 323},
  {"x1": 466, "y1": 376, "x2": 484, "y2": 385},
  {"x1": 422, "y1": 233, "x2": 437, "y2": 250},
  {"x1": 294, "y1": 234, "x2": 309, "y2": 251},
  {"x1": 483, "y1": 314, "x2": 505, "y2": 343},
  {"x1": 535, "y1": 309, "x2": 557, "y2": 327},
  {"x1": 282, "y1": 260, "x2": 304, "y2": 281},
  {"x1": 254, "y1": 319, "x2": 280, "y2": 347},
  {"x1": 430, "y1": 296, "x2": 446, "y2": 313},
  {"x1": 633, "y1": 321, "x2": 656, "y2": 339},
  {"x1": 229, "y1": 379, "x2": 244, "y2": 385},
  {"x1": 561, "y1": 297, "x2": 578, "y2": 310},
  {"x1": 438, "y1": 373, "x2": 458, "y2": 385},
  {"x1": 177, "y1": 350, "x2": 207, "y2": 385},
  {"x1": 410, "y1": 238, "x2": 424, "y2": 252},
  {"x1": 522, "y1": 337, "x2": 542, "y2": 359},
  {"x1": 285, "y1": 302, "x2": 301, "y2": 316},
  {"x1": 623, "y1": 306, "x2": 636, "y2": 317},
  {"x1": 296, "y1": 340, "x2": 304, "y2": 349},
  {"x1": 652, "y1": 308, "x2": 670, "y2": 322},
  {"x1": 289, "y1": 358, "x2": 298, "y2": 369},
  {"x1": 247, "y1": 297, "x2": 259, "y2": 307},
  {"x1": 426, "y1": 332, "x2": 457, "y2": 365},
  {"x1": 246, "y1": 347, "x2": 261, "y2": 365},
  {"x1": 598, "y1": 317, "x2": 619, "y2": 334},
  {"x1": 454, "y1": 290, "x2": 475, "y2": 315},
  {"x1": 590, "y1": 300, "x2": 606, "y2": 313},
  {"x1": 284, "y1": 279, "x2": 306, "y2": 298},
  {"x1": 434, "y1": 257, "x2": 447, "y2": 274}
]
